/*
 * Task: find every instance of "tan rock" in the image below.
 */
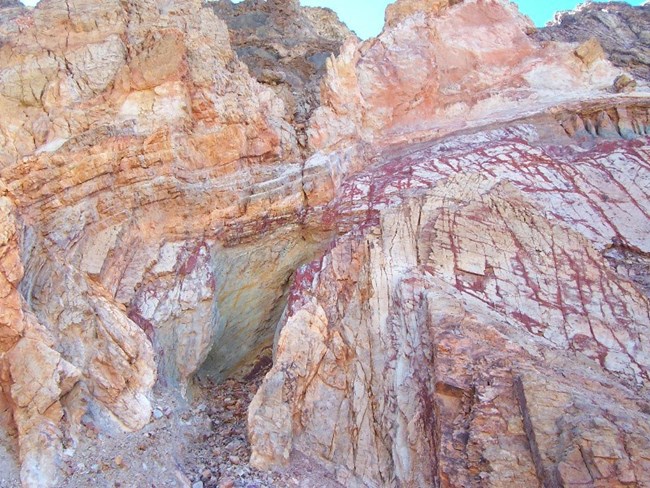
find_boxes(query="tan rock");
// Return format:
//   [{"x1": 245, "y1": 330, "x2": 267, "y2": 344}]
[
  {"x1": 129, "y1": 29, "x2": 187, "y2": 91},
  {"x1": 251, "y1": 174, "x2": 650, "y2": 486},
  {"x1": 308, "y1": 0, "x2": 623, "y2": 152},
  {"x1": 0, "y1": 0, "x2": 307, "y2": 403},
  {"x1": 574, "y1": 37, "x2": 605, "y2": 66},
  {"x1": 0, "y1": 198, "x2": 83, "y2": 487},
  {"x1": 534, "y1": 1, "x2": 650, "y2": 81},
  {"x1": 0, "y1": 0, "x2": 648, "y2": 485},
  {"x1": 385, "y1": 0, "x2": 453, "y2": 27},
  {"x1": 613, "y1": 73, "x2": 637, "y2": 93}
]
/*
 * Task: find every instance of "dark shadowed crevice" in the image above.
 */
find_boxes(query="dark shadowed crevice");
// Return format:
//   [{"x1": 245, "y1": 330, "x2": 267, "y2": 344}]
[
  {"x1": 604, "y1": 242, "x2": 650, "y2": 298},
  {"x1": 207, "y1": 0, "x2": 356, "y2": 154}
]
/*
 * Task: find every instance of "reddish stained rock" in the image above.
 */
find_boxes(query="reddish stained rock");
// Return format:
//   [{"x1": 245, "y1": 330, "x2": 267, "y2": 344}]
[
  {"x1": 250, "y1": 173, "x2": 650, "y2": 486},
  {"x1": 249, "y1": 2, "x2": 650, "y2": 486},
  {"x1": 0, "y1": 0, "x2": 649, "y2": 486}
]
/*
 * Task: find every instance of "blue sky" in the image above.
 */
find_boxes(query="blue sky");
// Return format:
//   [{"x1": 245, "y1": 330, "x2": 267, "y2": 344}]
[
  {"x1": 18, "y1": 0, "x2": 645, "y2": 39},
  {"x1": 300, "y1": 0, "x2": 645, "y2": 38}
]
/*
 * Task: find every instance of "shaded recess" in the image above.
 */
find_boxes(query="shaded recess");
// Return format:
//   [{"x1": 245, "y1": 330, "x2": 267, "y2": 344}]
[{"x1": 194, "y1": 227, "x2": 333, "y2": 383}]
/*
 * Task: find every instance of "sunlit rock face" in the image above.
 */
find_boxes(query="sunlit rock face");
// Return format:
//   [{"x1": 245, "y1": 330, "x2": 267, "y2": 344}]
[
  {"x1": 533, "y1": 1, "x2": 650, "y2": 82},
  {"x1": 211, "y1": 0, "x2": 355, "y2": 149},
  {"x1": 0, "y1": 0, "x2": 339, "y2": 484},
  {"x1": 249, "y1": 0, "x2": 650, "y2": 486},
  {"x1": 307, "y1": 0, "x2": 632, "y2": 152},
  {"x1": 0, "y1": 0, "x2": 649, "y2": 486},
  {"x1": 250, "y1": 125, "x2": 650, "y2": 487}
]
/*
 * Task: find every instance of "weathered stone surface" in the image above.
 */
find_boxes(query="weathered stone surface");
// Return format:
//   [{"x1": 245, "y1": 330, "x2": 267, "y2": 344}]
[
  {"x1": 574, "y1": 37, "x2": 606, "y2": 67},
  {"x1": 1, "y1": 194, "x2": 155, "y2": 487},
  {"x1": 385, "y1": 0, "x2": 456, "y2": 27},
  {"x1": 0, "y1": 0, "x2": 25, "y2": 29},
  {"x1": 211, "y1": 0, "x2": 354, "y2": 148},
  {"x1": 0, "y1": 196, "x2": 82, "y2": 487},
  {"x1": 0, "y1": 0, "x2": 309, "y2": 395},
  {"x1": 308, "y1": 0, "x2": 625, "y2": 152},
  {"x1": 533, "y1": 1, "x2": 650, "y2": 82},
  {"x1": 0, "y1": 0, "x2": 316, "y2": 484},
  {"x1": 0, "y1": 0, "x2": 649, "y2": 486},
  {"x1": 248, "y1": 1, "x2": 650, "y2": 487},
  {"x1": 251, "y1": 153, "x2": 650, "y2": 486}
]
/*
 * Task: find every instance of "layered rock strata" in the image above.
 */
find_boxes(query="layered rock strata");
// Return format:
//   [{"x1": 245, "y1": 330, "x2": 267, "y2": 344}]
[
  {"x1": 250, "y1": 124, "x2": 650, "y2": 487},
  {"x1": 249, "y1": 0, "x2": 650, "y2": 486},
  {"x1": 0, "y1": 0, "x2": 648, "y2": 486},
  {"x1": 0, "y1": 0, "x2": 337, "y2": 484}
]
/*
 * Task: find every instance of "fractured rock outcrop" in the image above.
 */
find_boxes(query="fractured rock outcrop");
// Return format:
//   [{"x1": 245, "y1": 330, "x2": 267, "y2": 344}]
[
  {"x1": 0, "y1": 194, "x2": 82, "y2": 487},
  {"x1": 0, "y1": 0, "x2": 325, "y2": 484},
  {"x1": 249, "y1": 1, "x2": 650, "y2": 486},
  {"x1": 308, "y1": 0, "x2": 628, "y2": 152},
  {"x1": 210, "y1": 0, "x2": 355, "y2": 149},
  {"x1": 0, "y1": 0, "x2": 649, "y2": 486},
  {"x1": 250, "y1": 122, "x2": 650, "y2": 487},
  {"x1": 533, "y1": 1, "x2": 650, "y2": 82}
]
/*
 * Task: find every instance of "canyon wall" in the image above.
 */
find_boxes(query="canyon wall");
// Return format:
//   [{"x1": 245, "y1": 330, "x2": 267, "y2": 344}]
[
  {"x1": 0, "y1": 0, "x2": 648, "y2": 486},
  {"x1": 0, "y1": 0, "x2": 345, "y2": 484},
  {"x1": 249, "y1": 0, "x2": 650, "y2": 486}
]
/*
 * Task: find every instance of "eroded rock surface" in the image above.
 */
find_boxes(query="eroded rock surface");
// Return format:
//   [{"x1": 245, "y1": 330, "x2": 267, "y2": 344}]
[
  {"x1": 307, "y1": 0, "x2": 629, "y2": 152},
  {"x1": 251, "y1": 133, "x2": 650, "y2": 486},
  {"x1": 249, "y1": 1, "x2": 650, "y2": 487},
  {"x1": 0, "y1": 0, "x2": 325, "y2": 485},
  {"x1": 210, "y1": 0, "x2": 354, "y2": 149},
  {"x1": 0, "y1": 0, "x2": 649, "y2": 486},
  {"x1": 533, "y1": 1, "x2": 650, "y2": 82},
  {"x1": 0, "y1": 194, "x2": 83, "y2": 487}
]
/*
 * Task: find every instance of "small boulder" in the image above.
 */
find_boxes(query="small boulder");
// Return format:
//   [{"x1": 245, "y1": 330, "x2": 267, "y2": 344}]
[{"x1": 613, "y1": 74, "x2": 637, "y2": 93}]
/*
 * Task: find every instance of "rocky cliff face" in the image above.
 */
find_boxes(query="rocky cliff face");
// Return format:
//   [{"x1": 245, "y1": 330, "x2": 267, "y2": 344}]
[
  {"x1": 250, "y1": 129, "x2": 650, "y2": 486},
  {"x1": 0, "y1": 0, "x2": 649, "y2": 487},
  {"x1": 210, "y1": 0, "x2": 354, "y2": 149},
  {"x1": 0, "y1": 0, "x2": 328, "y2": 484},
  {"x1": 533, "y1": 1, "x2": 650, "y2": 82},
  {"x1": 307, "y1": 0, "x2": 633, "y2": 151},
  {"x1": 250, "y1": 0, "x2": 650, "y2": 486}
]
